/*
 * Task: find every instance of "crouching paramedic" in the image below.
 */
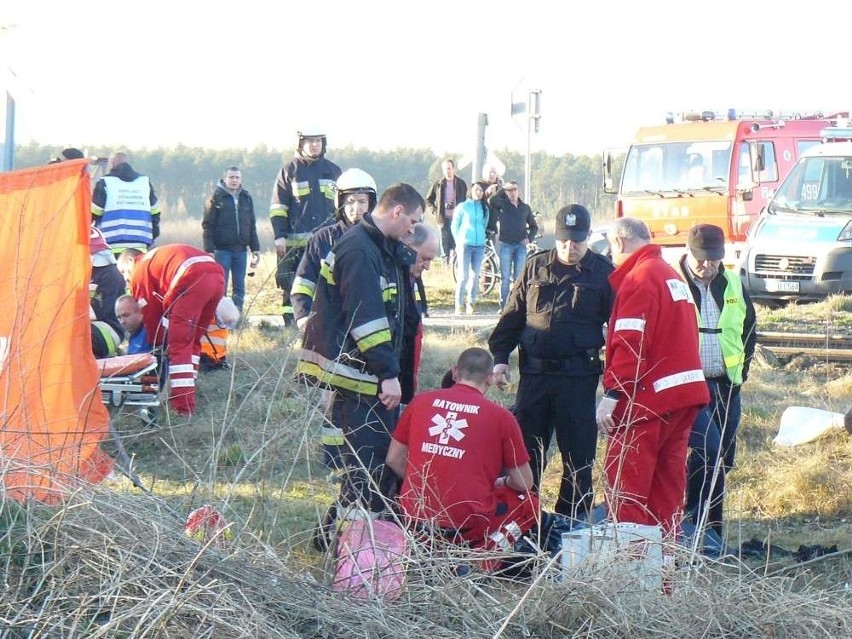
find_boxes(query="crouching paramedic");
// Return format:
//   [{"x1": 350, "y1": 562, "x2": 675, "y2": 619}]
[
  {"x1": 117, "y1": 245, "x2": 225, "y2": 416},
  {"x1": 387, "y1": 347, "x2": 539, "y2": 568}
]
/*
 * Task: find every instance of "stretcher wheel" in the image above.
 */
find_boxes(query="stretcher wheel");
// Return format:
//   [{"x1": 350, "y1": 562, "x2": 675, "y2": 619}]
[{"x1": 140, "y1": 407, "x2": 158, "y2": 428}]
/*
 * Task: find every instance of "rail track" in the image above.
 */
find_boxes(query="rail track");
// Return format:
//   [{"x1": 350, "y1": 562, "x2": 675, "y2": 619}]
[
  {"x1": 757, "y1": 331, "x2": 852, "y2": 362},
  {"x1": 247, "y1": 315, "x2": 852, "y2": 362}
]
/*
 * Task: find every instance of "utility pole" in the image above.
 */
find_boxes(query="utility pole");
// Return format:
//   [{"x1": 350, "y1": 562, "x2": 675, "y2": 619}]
[
  {"x1": 512, "y1": 87, "x2": 541, "y2": 205},
  {"x1": 473, "y1": 113, "x2": 488, "y2": 184},
  {"x1": 1, "y1": 24, "x2": 17, "y2": 172},
  {"x1": 3, "y1": 91, "x2": 14, "y2": 171},
  {"x1": 525, "y1": 90, "x2": 541, "y2": 206}
]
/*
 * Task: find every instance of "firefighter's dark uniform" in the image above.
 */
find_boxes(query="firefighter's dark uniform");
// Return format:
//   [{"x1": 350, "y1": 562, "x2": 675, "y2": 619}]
[
  {"x1": 296, "y1": 212, "x2": 417, "y2": 514},
  {"x1": 269, "y1": 152, "x2": 341, "y2": 324},
  {"x1": 488, "y1": 248, "x2": 614, "y2": 517}
]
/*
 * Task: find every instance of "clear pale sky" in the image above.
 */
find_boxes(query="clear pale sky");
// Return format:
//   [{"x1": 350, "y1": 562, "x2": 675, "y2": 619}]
[{"x1": 2, "y1": 0, "x2": 849, "y2": 159}]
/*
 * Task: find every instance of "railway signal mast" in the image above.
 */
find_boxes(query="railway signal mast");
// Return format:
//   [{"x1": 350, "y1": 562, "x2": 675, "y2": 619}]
[
  {"x1": 1, "y1": 24, "x2": 17, "y2": 171},
  {"x1": 511, "y1": 88, "x2": 542, "y2": 204}
]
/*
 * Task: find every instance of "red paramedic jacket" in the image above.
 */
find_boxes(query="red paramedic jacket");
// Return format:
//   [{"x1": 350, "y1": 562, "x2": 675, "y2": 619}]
[
  {"x1": 604, "y1": 243, "x2": 709, "y2": 421},
  {"x1": 129, "y1": 244, "x2": 222, "y2": 345}
]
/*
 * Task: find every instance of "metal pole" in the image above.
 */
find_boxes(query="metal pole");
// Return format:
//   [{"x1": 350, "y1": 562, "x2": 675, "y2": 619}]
[
  {"x1": 1, "y1": 24, "x2": 17, "y2": 171},
  {"x1": 524, "y1": 91, "x2": 532, "y2": 205},
  {"x1": 3, "y1": 91, "x2": 14, "y2": 171},
  {"x1": 473, "y1": 113, "x2": 488, "y2": 184}
]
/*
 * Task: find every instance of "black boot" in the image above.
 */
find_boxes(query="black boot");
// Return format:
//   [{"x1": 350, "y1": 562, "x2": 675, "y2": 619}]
[{"x1": 311, "y1": 504, "x2": 338, "y2": 552}]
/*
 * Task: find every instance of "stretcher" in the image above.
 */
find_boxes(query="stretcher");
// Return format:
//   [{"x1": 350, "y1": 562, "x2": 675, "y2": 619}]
[{"x1": 98, "y1": 353, "x2": 161, "y2": 427}]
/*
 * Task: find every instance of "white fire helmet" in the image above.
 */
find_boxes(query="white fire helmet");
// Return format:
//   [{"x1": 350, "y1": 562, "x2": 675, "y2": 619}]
[
  {"x1": 297, "y1": 125, "x2": 327, "y2": 158},
  {"x1": 334, "y1": 168, "x2": 378, "y2": 217}
]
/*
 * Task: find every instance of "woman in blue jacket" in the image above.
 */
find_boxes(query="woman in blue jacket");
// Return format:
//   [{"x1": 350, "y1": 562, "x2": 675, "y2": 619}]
[{"x1": 451, "y1": 182, "x2": 489, "y2": 314}]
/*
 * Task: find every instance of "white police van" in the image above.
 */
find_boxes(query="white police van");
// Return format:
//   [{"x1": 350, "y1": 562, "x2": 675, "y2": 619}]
[{"x1": 740, "y1": 127, "x2": 852, "y2": 304}]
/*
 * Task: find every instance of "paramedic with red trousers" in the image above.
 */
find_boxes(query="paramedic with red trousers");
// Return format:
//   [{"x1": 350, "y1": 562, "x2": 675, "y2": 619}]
[
  {"x1": 596, "y1": 217, "x2": 709, "y2": 537},
  {"x1": 387, "y1": 347, "x2": 539, "y2": 565},
  {"x1": 117, "y1": 244, "x2": 225, "y2": 416}
]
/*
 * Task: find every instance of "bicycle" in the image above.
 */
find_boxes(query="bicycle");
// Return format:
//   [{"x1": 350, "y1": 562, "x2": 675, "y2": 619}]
[{"x1": 451, "y1": 233, "x2": 541, "y2": 297}]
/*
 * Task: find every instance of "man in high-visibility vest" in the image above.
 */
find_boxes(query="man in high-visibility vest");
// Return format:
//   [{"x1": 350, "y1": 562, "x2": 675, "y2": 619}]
[
  {"x1": 117, "y1": 245, "x2": 224, "y2": 416},
  {"x1": 677, "y1": 224, "x2": 756, "y2": 538},
  {"x1": 92, "y1": 152, "x2": 161, "y2": 254}
]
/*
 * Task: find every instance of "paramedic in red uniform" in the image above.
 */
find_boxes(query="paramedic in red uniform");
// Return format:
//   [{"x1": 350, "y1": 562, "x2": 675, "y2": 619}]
[
  {"x1": 387, "y1": 347, "x2": 539, "y2": 564},
  {"x1": 596, "y1": 217, "x2": 709, "y2": 538},
  {"x1": 117, "y1": 245, "x2": 225, "y2": 416}
]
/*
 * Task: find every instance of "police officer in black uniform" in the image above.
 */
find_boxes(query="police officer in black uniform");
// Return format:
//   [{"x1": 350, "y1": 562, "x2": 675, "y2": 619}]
[{"x1": 488, "y1": 204, "x2": 614, "y2": 519}]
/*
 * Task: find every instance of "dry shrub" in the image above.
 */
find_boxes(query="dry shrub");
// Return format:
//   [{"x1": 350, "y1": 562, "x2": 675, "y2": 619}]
[
  {"x1": 5, "y1": 285, "x2": 852, "y2": 636},
  {"x1": 733, "y1": 438, "x2": 852, "y2": 520},
  {"x1": 1, "y1": 491, "x2": 850, "y2": 638}
]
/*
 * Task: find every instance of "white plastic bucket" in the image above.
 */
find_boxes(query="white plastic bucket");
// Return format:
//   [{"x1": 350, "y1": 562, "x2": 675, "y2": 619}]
[{"x1": 561, "y1": 523, "x2": 663, "y2": 591}]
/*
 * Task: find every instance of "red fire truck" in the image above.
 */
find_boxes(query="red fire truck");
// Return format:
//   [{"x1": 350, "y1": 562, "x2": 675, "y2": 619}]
[{"x1": 602, "y1": 110, "x2": 844, "y2": 262}]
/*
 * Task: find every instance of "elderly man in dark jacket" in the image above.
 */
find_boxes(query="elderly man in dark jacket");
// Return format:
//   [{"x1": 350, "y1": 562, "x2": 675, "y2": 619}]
[{"x1": 202, "y1": 166, "x2": 260, "y2": 313}]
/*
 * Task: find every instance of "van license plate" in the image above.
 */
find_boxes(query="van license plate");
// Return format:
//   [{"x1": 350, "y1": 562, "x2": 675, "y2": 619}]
[{"x1": 766, "y1": 280, "x2": 800, "y2": 293}]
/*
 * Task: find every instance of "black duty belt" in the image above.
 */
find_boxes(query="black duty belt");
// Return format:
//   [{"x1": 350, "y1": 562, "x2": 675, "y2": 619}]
[{"x1": 524, "y1": 352, "x2": 600, "y2": 374}]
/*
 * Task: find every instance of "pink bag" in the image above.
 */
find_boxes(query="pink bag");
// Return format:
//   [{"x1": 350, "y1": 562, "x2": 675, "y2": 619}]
[{"x1": 332, "y1": 519, "x2": 408, "y2": 600}]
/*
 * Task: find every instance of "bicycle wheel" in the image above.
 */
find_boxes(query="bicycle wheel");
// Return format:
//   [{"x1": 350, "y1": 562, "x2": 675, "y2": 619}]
[
  {"x1": 453, "y1": 248, "x2": 499, "y2": 296},
  {"x1": 479, "y1": 254, "x2": 498, "y2": 296}
]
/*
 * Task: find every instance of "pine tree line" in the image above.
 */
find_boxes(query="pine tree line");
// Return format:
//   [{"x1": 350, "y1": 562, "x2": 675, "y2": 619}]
[{"x1": 15, "y1": 142, "x2": 621, "y2": 223}]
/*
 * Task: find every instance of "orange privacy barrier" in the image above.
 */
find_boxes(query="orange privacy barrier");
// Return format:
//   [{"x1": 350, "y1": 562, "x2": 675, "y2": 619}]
[{"x1": 0, "y1": 159, "x2": 113, "y2": 503}]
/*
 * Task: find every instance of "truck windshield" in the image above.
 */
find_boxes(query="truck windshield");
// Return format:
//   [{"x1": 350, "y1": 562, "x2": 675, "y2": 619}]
[
  {"x1": 769, "y1": 157, "x2": 852, "y2": 215},
  {"x1": 621, "y1": 141, "x2": 732, "y2": 194}
]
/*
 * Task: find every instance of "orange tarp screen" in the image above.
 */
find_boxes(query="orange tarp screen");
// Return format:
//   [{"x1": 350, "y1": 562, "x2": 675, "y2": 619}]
[{"x1": 0, "y1": 159, "x2": 112, "y2": 503}]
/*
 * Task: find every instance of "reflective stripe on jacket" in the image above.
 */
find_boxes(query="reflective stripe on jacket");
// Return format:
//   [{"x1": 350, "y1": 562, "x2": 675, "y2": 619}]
[
  {"x1": 678, "y1": 256, "x2": 756, "y2": 385},
  {"x1": 269, "y1": 156, "x2": 341, "y2": 240},
  {"x1": 291, "y1": 220, "x2": 350, "y2": 321},
  {"x1": 200, "y1": 324, "x2": 228, "y2": 363},
  {"x1": 98, "y1": 175, "x2": 154, "y2": 247},
  {"x1": 605, "y1": 244, "x2": 710, "y2": 419},
  {"x1": 296, "y1": 213, "x2": 416, "y2": 399}
]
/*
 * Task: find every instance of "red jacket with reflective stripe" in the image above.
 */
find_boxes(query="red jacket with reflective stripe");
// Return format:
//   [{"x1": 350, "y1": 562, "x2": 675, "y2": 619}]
[
  {"x1": 130, "y1": 244, "x2": 223, "y2": 344},
  {"x1": 604, "y1": 244, "x2": 709, "y2": 421}
]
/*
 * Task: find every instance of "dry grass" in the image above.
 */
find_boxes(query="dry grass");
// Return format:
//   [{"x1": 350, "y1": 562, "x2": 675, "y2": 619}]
[
  {"x1": 3, "y1": 254, "x2": 852, "y2": 636},
  {"x1": 1, "y1": 487, "x2": 850, "y2": 638}
]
